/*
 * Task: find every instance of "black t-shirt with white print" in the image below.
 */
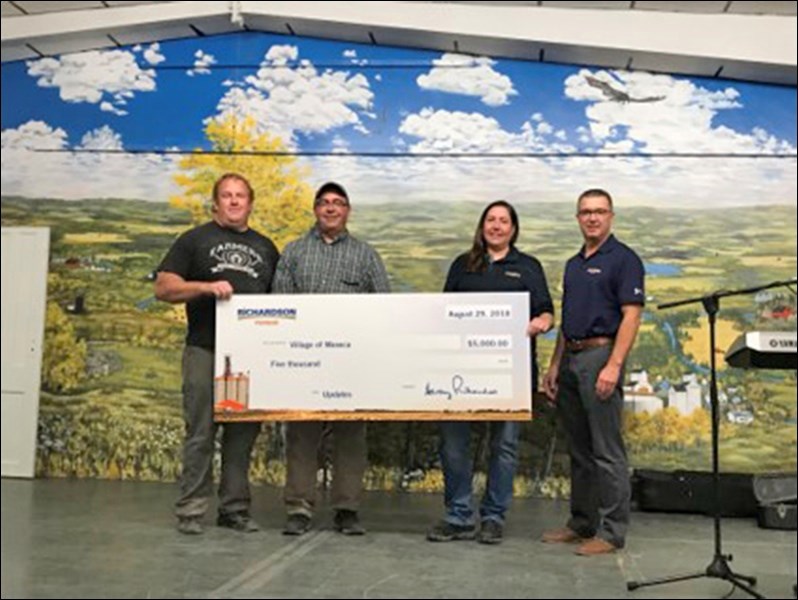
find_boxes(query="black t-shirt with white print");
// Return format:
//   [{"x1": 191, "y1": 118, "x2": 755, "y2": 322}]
[{"x1": 158, "y1": 221, "x2": 280, "y2": 349}]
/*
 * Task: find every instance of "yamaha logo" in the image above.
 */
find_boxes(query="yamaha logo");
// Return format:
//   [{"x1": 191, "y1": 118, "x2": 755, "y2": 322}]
[{"x1": 769, "y1": 338, "x2": 797, "y2": 349}]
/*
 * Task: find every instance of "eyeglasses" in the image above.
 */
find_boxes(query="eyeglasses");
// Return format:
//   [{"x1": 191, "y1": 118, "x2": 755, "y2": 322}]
[
  {"x1": 315, "y1": 199, "x2": 349, "y2": 208},
  {"x1": 577, "y1": 208, "x2": 612, "y2": 218}
]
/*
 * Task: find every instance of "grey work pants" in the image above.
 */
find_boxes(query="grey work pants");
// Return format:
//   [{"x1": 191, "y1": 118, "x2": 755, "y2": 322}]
[
  {"x1": 175, "y1": 345, "x2": 260, "y2": 519},
  {"x1": 557, "y1": 345, "x2": 630, "y2": 547}
]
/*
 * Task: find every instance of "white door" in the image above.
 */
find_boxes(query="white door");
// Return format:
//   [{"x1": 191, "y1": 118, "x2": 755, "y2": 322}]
[{"x1": 1, "y1": 227, "x2": 49, "y2": 478}]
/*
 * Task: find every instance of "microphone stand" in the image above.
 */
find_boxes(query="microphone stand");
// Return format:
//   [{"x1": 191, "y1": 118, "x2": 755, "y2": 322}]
[{"x1": 627, "y1": 278, "x2": 796, "y2": 598}]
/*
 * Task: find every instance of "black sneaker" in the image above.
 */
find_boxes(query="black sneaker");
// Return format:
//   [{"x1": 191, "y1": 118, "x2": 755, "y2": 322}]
[
  {"x1": 177, "y1": 516, "x2": 204, "y2": 535},
  {"x1": 477, "y1": 520, "x2": 503, "y2": 545},
  {"x1": 283, "y1": 513, "x2": 311, "y2": 536},
  {"x1": 334, "y1": 510, "x2": 366, "y2": 535},
  {"x1": 217, "y1": 512, "x2": 259, "y2": 533},
  {"x1": 426, "y1": 521, "x2": 476, "y2": 542}
]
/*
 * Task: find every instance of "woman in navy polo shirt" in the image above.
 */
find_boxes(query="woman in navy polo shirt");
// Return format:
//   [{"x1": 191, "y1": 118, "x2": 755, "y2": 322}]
[{"x1": 427, "y1": 200, "x2": 554, "y2": 545}]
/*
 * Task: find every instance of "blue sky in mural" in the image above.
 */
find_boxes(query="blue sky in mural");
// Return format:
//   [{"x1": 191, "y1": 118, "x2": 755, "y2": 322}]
[{"x1": 1, "y1": 31, "x2": 796, "y2": 205}]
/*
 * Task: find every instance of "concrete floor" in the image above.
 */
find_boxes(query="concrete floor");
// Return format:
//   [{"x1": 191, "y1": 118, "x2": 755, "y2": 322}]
[{"x1": 1, "y1": 478, "x2": 795, "y2": 599}]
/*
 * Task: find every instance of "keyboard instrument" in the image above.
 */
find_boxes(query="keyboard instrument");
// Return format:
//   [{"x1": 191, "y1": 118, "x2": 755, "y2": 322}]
[{"x1": 725, "y1": 331, "x2": 797, "y2": 369}]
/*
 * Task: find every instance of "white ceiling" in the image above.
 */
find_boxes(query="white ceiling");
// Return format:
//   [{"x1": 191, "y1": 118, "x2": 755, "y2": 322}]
[
  {"x1": 421, "y1": 1, "x2": 797, "y2": 13},
  {"x1": 8, "y1": 1, "x2": 795, "y2": 18},
  {"x1": 2, "y1": 0, "x2": 796, "y2": 85}
]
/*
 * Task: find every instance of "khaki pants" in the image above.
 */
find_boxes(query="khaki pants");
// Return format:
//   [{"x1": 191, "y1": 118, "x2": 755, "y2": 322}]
[{"x1": 284, "y1": 421, "x2": 367, "y2": 517}]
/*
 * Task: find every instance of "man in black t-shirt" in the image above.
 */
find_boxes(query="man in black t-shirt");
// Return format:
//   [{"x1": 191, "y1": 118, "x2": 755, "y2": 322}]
[{"x1": 156, "y1": 173, "x2": 279, "y2": 535}]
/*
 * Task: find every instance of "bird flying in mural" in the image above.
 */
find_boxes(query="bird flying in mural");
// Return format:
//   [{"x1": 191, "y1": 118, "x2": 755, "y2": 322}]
[{"x1": 585, "y1": 75, "x2": 665, "y2": 103}]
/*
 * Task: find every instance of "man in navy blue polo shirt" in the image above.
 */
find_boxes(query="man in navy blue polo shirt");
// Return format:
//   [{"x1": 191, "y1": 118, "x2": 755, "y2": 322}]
[{"x1": 541, "y1": 188, "x2": 644, "y2": 556}]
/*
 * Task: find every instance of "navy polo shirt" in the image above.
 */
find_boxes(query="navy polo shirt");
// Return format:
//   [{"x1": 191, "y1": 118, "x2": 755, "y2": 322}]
[
  {"x1": 444, "y1": 248, "x2": 554, "y2": 390},
  {"x1": 561, "y1": 234, "x2": 644, "y2": 341},
  {"x1": 443, "y1": 248, "x2": 554, "y2": 318}
]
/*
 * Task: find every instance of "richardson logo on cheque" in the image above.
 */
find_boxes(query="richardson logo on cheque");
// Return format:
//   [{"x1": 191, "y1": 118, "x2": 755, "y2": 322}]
[{"x1": 237, "y1": 307, "x2": 298, "y2": 322}]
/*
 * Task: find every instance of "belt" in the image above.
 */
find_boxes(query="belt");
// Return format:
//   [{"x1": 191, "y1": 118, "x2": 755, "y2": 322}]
[{"x1": 564, "y1": 336, "x2": 613, "y2": 352}]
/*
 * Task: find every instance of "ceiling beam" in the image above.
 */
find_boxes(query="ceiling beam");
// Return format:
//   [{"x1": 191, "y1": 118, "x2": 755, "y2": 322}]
[{"x1": 2, "y1": 0, "x2": 795, "y2": 85}]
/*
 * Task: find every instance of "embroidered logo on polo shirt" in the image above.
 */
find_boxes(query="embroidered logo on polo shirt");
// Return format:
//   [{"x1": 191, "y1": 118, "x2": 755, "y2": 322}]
[
  {"x1": 586, "y1": 267, "x2": 602, "y2": 275},
  {"x1": 504, "y1": 271, "x2": 522, "y2": 278}
]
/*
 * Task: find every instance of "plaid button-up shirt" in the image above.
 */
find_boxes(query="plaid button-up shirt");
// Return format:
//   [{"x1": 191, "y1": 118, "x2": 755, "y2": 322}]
[{"x1": 272, "y1": 227, "x2": 390, "y2": 294}]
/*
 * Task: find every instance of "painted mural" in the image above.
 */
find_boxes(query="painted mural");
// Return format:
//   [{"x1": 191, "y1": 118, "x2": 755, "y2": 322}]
[{"x1": 1, "y1": 31, "x2": 795, "y2": 497}]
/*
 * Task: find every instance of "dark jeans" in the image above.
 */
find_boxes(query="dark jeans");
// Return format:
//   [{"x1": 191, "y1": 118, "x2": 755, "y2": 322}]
[
  {"x1": 557, "y1": 345, "x2": 630, "y2": 547},
  {"x1": 439, "y1": 421, "x2": 520, "y2": 526},
  {"x1": 175, "y1": 345, "x2": 260, "y2": 519}
]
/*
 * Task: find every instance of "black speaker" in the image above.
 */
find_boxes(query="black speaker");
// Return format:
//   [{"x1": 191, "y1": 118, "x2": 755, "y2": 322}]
[
  {"x1": 632, "y1": 469, "x2": 758, "y2": 518},
  {"x1": 753, "y1": 472, "x2": 797, "y2": 504},
  {"x1": 753, "y1": 473, "x2": 797, "y2": 530}
]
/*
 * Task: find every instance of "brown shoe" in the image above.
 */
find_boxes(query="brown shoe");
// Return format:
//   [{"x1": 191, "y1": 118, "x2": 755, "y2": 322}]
[
  {"x1": 574, "y1": 537, "x2": 617, "y2": 556},
  {"x1": 541, "y1": 527, "x2": 583, "y2": 544}
]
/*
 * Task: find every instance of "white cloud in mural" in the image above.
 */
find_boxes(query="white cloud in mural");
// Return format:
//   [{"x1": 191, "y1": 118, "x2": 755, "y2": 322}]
[
  {"x1": 0, "y1": 121, "x2": 178, "y2": 201},
  {"x1": 400, "y1": 108, "x2": 519, "y2": 153},
  {"x1": 300, "y1": 150, "x2": 796, "y2": 210},
  {"x1": 6, "y1": 39, "x2": 794, "y2": 210},
  {"x1": 188, "y1": 50, "x2": 217, "y2": 76},
  {"x1": 302, "y1": 152, "x2": 572, "y2": 206},
  {"x1": 26, "y1": 47, "x2": 157, "y2": 116},
  {"x1": 212, "y1": 44, "x2": 375, "y2": 144},
  {"x1": 100, "y1": 101, "x2": 127, "y2": 116},
  {"x1": 417, "y1": 53, "x2": 517, "y2": 107},
  {"x1": 2, "y1": 121, "x2": 72, "y2": 197},
  {"x1": 307, "y1": 109, "x2": 573, "y2": 204},
  {"x1": 313, "y1": 83, "x2": 795, "y2": 208},
  {"x1": 79, "y1": 125, "x2": 124, "y2": 150},
  {"x1": 399, "y1": 107, "x2": 573, "y2": 154},
  {"x1": 332, "y1": 49, "x2": 368, "y2": 67},
  {"x1": 142, "y1": 42, "x2": 165, "y2": 65},
  {"x1": 1, "y1": 119, "x2": 68, "y2": 150},
  {"x1": 564, "y1": 69, "x2": 796, "y2": 156},
  {"x1": 331, "y1": 136, "x2": 352, "y2": 154},
  {"x1": 265, "y1": 45, "x2": 298, "y2": 64}
]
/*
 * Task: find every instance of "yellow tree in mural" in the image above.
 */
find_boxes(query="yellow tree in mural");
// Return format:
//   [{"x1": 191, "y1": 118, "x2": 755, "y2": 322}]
[
  {"x1": 171, "y1": 115, "x2": 314, "y2": 249},
  {"x1": 41, "y1": 302, "x2": 87, "y2": 393}
]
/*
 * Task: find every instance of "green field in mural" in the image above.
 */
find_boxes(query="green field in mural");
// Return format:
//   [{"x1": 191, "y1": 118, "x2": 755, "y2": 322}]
[{"x1": 3, "y1": 195, "x2": 794, "y2": 496}]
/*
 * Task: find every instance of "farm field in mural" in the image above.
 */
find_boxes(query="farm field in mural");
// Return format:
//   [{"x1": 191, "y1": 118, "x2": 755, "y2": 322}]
[{"x1": 1, "y1": 30, "x2": 795, "y2": 494}]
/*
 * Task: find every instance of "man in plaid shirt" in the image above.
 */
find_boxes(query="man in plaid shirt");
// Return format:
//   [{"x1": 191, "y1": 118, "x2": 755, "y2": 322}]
[{"x1": 273, "y1": 181, "x2": 389, "y2": 537}]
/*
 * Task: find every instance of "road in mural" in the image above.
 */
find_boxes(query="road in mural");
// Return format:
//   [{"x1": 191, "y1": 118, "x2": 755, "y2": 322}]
[{"x1": 2, "y1": 32, "x2": 795, "y2": 497}]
